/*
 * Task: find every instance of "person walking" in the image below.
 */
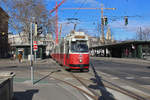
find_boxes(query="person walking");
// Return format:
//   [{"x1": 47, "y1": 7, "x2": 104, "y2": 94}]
[
  {"x1": 13, "y1": 54, "x2": 16, "y2": 60},
  {"x1": 18, "y1": 53, "x2": 22, "y2": 63}
]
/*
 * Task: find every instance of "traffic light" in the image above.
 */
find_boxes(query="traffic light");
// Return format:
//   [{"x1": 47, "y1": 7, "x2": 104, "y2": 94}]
[
  {"x1": 104, "y1": 16, "x2": 108, "y2": 26},
  {"x1": 34, "y1": 22, "x2": 37, "y2": 36},
  {"x1": 124, "y1": 16, "x2": 128, "y2": 26},
  {"x1": 2, "y1": 32, "x2": 5, "y2": 35},
  {"x1": 37, "y1": 26, "x2": 43, "y2": 35}
]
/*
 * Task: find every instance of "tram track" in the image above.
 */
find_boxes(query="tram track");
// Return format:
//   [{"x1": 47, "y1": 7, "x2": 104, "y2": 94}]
[
  {"x1": 37, "y1": 59, "x2": 148, "y2": 100},
  {"x1": 37, "y1": 59, "x2": 99, "y2": 100},
  {"x1": 50, "y1": 74, "x2": 99, "y2": 100},
  {"x1": 50, "y1": 66, "x2": 100, "y2": 100}
]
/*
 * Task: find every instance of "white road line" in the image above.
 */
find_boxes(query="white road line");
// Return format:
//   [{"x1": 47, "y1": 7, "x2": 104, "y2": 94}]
[
  {"x1": 125, "y1": 77, "x2": 135, "y2": 80},
  {"x1": 49, "y1": 77, "x2": 55, "y2": 80},
  {"x1": 98, "y1": 71, "x2": 111, "y2": 77},
  {"x1": 121, "y1": 85, "x2": 150, "y2": 96},
  {"x1": 111, "y1": 77, "x2": 120, "y2": 80},
  {"x1": 79, "y1": 86, "x2": 95, "y2": 100},
  {"x1": 141, "y1": 77, "x2": 150, "y2": 79},
  {"x1": 64, "y1": 78, "x2": 73, "y2": 81},
  {"x1": 141, "y1": 85, "x2": 150, "y2": 89}
]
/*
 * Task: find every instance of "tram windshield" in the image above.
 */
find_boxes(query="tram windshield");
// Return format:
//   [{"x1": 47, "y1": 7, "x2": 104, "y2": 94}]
[{"x1": 71, "y1": 41, "x2": 88, "y2": 53}]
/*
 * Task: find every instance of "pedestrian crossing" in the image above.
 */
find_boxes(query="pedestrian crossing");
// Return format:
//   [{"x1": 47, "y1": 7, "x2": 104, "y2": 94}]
[
  {"x1": 109, "y1": 76, "x2": 150, "y2": 80},
  {"x1": 97, "y1": 71, "x2": 150, "y2": 80}
]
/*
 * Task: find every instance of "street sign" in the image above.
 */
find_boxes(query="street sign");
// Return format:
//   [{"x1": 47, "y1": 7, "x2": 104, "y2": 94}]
[{"x1": 33, "y1": 41, "x2": 38, "y2": 51}]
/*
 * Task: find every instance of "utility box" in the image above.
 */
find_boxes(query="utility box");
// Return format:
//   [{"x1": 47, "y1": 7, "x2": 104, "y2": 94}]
[{"x1": 0, "y1": 72, "x2": 15, "y2": 100}]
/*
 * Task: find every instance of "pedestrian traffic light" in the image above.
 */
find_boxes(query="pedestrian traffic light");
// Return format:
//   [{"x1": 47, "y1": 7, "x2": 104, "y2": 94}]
[
  {"x1": 124, "y1": 16, "x2": 128, "y2": 26},
  {"x1": 104, "y1": 16, "x2": 108, "y2": 26}
]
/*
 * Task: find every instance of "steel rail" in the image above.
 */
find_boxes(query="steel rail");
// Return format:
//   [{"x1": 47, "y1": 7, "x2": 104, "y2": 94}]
[
  {"x1": 38, "y1": 59, "x2": 99, "y2": 100},
  {"x1": 49, "y1": 59, "x2": 147, "y2": 100},
  {"x1": 50, "y1": 75, "x2": 99, "y2": 100}
]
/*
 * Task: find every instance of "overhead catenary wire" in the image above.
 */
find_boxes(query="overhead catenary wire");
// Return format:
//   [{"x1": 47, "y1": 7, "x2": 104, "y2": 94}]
[{"x1": 72, "y1": 0, "x2": 88, "y2": 18}]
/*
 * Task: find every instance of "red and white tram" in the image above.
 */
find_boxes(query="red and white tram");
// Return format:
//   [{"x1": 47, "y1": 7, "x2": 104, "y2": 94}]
[{"x1": 51, "y1": 31, "x2": 89, "y2": 71}]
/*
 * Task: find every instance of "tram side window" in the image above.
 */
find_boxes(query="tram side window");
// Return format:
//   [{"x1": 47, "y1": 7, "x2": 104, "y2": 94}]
[
  {"x1": 65, "y1": 42, "x2": 69, "y2": 54},
  {"x1": 60, "y1": 43, "x2": 64, "y2": 54}
]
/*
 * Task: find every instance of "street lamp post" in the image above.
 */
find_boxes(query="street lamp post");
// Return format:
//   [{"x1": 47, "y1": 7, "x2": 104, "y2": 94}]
[{"x1": 30, "y1": 20, "x2": 34, "y2": 85}]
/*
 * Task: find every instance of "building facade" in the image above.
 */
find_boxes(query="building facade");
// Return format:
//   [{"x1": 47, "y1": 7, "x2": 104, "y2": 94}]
[
  {"x1": 90, "y1": 41, "x2": 150, "y2": 60},
  {"x1": 8, "y1": 32, "x2": 53, "y2": 59},
  {"x1": 0, "y1": 7, "x2": 9, "y2": 58}
]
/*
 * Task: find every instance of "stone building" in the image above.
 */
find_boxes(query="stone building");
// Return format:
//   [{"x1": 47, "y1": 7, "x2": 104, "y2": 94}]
[
  {"x1": 8, "y1": 32, "x2": 53, "y2": 59},
  {"x1": 89, "y1": 27, "x2": 116, "y2": 48},
  {"x1": 0, "y1": 7, "x2": 9, "y2": 58},
  {"x1": 100, "y1": 27, "x2": 116, "y2": 45}
]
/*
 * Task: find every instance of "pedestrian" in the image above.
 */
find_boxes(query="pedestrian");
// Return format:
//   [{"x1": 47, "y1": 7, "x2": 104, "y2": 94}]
[
  {"x1": 13, "y1": 54, "x2": 16, "y2": 60},
  {"x1": 18, "y1": 53, "x2": 22, "y2": 63}
]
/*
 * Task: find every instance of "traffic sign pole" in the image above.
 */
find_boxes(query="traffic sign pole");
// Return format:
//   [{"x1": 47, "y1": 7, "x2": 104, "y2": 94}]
[{"x1": 30, "y1": 21, "x2": 34, "y2": 85}]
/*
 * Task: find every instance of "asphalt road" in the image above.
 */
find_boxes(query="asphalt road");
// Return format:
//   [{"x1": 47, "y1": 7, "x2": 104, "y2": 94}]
[{"x1": 90, "y1": 58, "x2": 150, "y2": 86}]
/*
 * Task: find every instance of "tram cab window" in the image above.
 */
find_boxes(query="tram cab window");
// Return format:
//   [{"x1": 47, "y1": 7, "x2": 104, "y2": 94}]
[{"x1": 71, "y1": 41, "x2": 88, "y2": 53}]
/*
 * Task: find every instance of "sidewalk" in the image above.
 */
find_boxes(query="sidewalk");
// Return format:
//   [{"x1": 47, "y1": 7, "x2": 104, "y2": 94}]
[
  {"x1": 0, "y1": 58, "x2": 88, "y2": 100},
  {"x1": 13, "y1": 78, "x2": 87, "y2": 100}
]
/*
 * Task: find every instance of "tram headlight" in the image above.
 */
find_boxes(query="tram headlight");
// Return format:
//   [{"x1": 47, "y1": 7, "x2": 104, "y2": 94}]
[{"x1": 80, "y1": 59, "x2": 82, "y2": 63}]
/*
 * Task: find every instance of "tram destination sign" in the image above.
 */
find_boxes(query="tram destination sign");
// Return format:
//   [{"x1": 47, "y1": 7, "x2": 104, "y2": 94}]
[{"x1": 74, "y1": 35, "x2": 85, "y2": 39}]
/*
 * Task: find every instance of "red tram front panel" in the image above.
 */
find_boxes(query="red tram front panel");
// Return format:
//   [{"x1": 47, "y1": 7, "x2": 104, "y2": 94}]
[{"x1": 65, "y1": 53, "x2": 89, "y2": 69}]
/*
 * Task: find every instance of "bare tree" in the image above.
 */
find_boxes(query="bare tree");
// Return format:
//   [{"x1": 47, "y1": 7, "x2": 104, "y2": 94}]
[
  {"x1": 1, "y1": 0, "x2": 55, "y2": 42},
  {"x1": 136, "y1": 27, "x2": 150, "y2": 41}
]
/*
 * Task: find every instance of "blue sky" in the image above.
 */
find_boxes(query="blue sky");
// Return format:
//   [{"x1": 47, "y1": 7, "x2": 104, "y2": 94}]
[
  {"x1": 47, "y1": 0, "x2": 150, "y2": 40},
  {"x1": 1, "y1": 0, "x2": 150, "y2": 40}
]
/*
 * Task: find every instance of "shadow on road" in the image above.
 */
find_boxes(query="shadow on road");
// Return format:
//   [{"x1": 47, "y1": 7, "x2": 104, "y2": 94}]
[
  {"x1": 147, "y1": 66, "x2": 150, "y2": 69},
  {"x1": 13, "y1": 89, "x2": 39, "y2": 100},
  {"x1": 89, "y1": 63, "x2": 116, "y2": 100},
  {"x1": 34, "y1": 69, "x2": 61, "y2": 85}
]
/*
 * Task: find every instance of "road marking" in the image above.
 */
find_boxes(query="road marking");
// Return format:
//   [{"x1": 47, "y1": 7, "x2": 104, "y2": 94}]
[
  {"x1": 64, "y1": 78, "x2": 73, "y2": 81},
  {"x1": 141, "y1": 85, "x2": 150, "y2": 89},
  {"x1": 111, "y1": 77, "x2": 120, "y2": 80},
  {"x1": 98, "y1": 71, "x2": 111, "y2": 77},
  {"x1": 121, "y1": 85, "x2": 150, "y2": 96},
  {"x1": 79, "y1": 86, "x2": 95, "y2": 100},
  {"x1": 125, "y1": 77, "x2": 134, "y2": 80},
  {"x1": 141, "y1": 77, "x2": 150, "y2": 79},
  {"x1": 49, "y1": 77, "x2": 55, "y2": 80}
]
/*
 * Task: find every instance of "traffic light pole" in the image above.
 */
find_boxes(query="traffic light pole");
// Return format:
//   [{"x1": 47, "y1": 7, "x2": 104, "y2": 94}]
[
  {"x1": 100, "y1": 4, "x2": 105, "y2": 44},
  {"x1": 34, "y1": 22, "x2": 38, "y2": 63},
  {"x1": 30, "y1": 21, "x2": 34, "y2": 85},
  {"x1": 100, "y1": 4, "x2": 116, "y2": 45}
]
